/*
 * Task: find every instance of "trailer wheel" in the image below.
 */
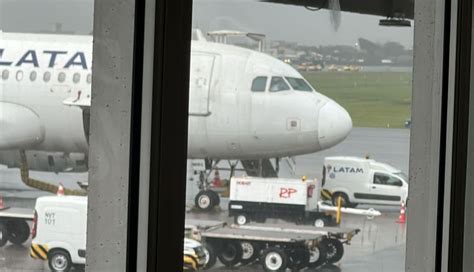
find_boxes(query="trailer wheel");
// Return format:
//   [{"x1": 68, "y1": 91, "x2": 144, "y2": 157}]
[
  {"x1": 195, "y1": 191, "x2": 215, "y2": 211},
  {"x1": 307, "y1": 241, "x2": 328, "y2": 268},
  {"x1": 7, "y1": 219, "x2": 30, "y2": 245},
  {"x1": 323, "y1": 238, "x2": 344, "y2": 263},
  {"x1": 48, "y1": 249, "x2": 72, "y2": 272},
  {"x1": 0, "y1": 222, "x2": 8, "y2": 247},
  {"x1": 241, "y1": 241, "x2": 261, "y2": 264},
  {"x1": 234, "y1": 213, "x2": 249, "y2": 225},
  {"x1": 261, "y1": 247, "x2": 289, "y2": 272},
  {"x1": 288, "y1": 247, "x2": 310, "y2": 270},
  {"x1": 202, "y1": 242, "x2": 217, "y2": 269},
  {"x1": 217, "y1": 240, "x2": 243, "y2": 267},
  {"x1": 313, "y1": 217, "x2": 328, "y2": 227}
]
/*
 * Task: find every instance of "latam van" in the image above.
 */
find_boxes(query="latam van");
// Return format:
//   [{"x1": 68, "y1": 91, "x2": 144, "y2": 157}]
[
  {"x1": 323, "y1": 157, "x2": 408, "y2": 207},
  {"x1": 30, "y1": 196, "x2": 87, "y2": 272}
]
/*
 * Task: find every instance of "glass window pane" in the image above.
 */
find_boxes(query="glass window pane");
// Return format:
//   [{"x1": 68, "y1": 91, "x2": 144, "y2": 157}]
[
  {"x1": 185, "y1": 2, "x2": 413, "y2": 271},
  {"x1": 251, "y1": 76, "x2": 267, "y2": 92},
  {"x1": 270, "y1": 76, "x2": 290, "y2": 92},
  {"x1": 29, "y1": 71, "x2": 37, "y2": 82}
]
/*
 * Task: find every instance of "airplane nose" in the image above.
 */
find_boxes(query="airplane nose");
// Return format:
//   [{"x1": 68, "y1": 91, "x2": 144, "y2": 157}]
[{"x1": 318, "y1": 101, "x2": 352, "y2": 149}]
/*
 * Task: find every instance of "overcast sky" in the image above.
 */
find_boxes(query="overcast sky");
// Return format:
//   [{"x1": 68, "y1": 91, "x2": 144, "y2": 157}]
[{"x1": 0, "y1": 0, "x2": 414, "y2": 48}]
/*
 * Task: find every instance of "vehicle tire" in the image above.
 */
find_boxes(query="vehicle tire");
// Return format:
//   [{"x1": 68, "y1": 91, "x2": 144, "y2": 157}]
[
  {"x1": 217, "y1": 240, "x2": 243, "y2": 267},
  {"x1": 332, "y1": 192, "x2": 352, "y2": 208},
  {"x1": 261, "y1": 247, "x2": 289, "y2": 272},
  {"x1": 323, "y1": 238, "x2": 344, "y2": 264},
  {"x1": 234, "y1": 213, "x2": 249, "y2": 225},
  {"x1": 195, "y1": 191, "x2": 215, "y2": 211},
  {"x1": 0, "y1": 222, "x2": 8, "y2": 247},
  {"x1": 288, "y1": 247, "x2": 310, "y2": 270},
  {"x1": 202, "y1": 241, "x2": 218, "y2": 269},
  {"x1": 240, "y1": 241, "x2": 261, "y2": 265},
  {"x1": 307, "y1": 241, "x2": 328, "y2": 268},
  {"x1": 7, "y1": 219, "x2": 30, "y2": 245},
  {"x1": 48, "y1": 249, "x2": 72, "y2": 272},
  {"x1": 313, "y1": 217, "x2": 328, "y2": 227}
]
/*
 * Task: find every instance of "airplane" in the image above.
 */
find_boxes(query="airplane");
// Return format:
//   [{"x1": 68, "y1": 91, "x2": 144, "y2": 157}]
[{"x1": 0, "y1": 31, "x2": 352, "y2": 210}]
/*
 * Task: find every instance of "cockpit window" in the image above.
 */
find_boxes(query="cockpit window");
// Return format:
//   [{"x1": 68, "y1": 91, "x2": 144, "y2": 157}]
[
  {"x1": 270, "y1": 76, "x2": 290, "y2": 92},
  {"x1": 251, "y1": 76, "x2": 267, "y2": 92},
  {"x1": 285, "y1": 77, "x2": 313, "y2": 92}
]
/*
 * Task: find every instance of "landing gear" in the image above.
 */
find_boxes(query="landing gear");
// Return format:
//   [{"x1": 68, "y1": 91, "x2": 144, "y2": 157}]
[{"x1": 195, "y1": 191, "x2": 219, "y2": 211}]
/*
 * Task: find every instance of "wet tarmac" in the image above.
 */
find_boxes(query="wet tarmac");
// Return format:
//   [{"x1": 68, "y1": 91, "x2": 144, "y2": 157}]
[{"x1": 0, "y1": 127, "x2": 409, "y2": 271}]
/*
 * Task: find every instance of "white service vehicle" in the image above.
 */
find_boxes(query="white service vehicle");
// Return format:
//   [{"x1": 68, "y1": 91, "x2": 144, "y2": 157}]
[
  {"x1": 229, "y1": 176, "x2": 334, "y2": 227},
  {"x1": 30, "y1": 196, "x2": 87, "y2": 272},
  {"x1": 323, "y1": 157, "x2": 409, "y2": 207}
]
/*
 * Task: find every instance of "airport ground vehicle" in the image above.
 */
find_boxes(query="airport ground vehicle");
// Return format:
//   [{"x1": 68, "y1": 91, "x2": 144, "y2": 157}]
[
  {"x1": 0, "y1": 206, "x2": 33, "y2": 247},
  {"x1": 183, "y1": 238, "x2": 208, "y2": 271},
  {"x1": 30, "y1": 196, "x2": 87, "y2": 272},
  {"x1": 228, "y1": 176, "x2": 336, "y2": 227},
  {"x1": 323, "y1": 157, "x2": 409, "y2": 207},
  {"x1": 199, "y1": 222, "x2": 359, "y2": 271}
]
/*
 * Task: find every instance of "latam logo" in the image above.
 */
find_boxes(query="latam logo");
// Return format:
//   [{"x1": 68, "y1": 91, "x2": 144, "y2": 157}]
[
  {"x1": 327, "y1": 164, "x2": 364, "y2": 179},
  {"x1": 0, "y1": 49, "x2": 89, "y2": 70}
]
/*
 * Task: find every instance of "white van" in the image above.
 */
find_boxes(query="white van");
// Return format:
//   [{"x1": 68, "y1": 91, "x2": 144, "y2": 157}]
[
  {"x1": 30, "y1": 196, "x2": 87, "y2": 272},
  {"x1": 323, "y1": 157, "x2": 408, "y2": 207}
]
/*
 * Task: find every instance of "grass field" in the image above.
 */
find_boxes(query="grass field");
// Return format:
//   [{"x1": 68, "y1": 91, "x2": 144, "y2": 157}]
[{"x1": 302, "y1": 71, "x2": 412, "y2": 128}]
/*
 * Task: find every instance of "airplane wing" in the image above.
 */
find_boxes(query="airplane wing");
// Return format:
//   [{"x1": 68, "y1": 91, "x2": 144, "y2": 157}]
[
  {"x1": 63, "y1": 91, "x2": 91, "y2": 108},
  {"x1": 0, "y1": 102, "x2": 45, "y2": 149},
  {"x1": 260, "y1": 0, "x2": 414, "y2": 19}
]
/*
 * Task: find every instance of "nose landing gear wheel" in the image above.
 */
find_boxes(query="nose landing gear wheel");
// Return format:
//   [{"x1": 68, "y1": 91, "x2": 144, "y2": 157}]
[{"x1": 195, "y1": 191, "x2": 218, "y2": 211}]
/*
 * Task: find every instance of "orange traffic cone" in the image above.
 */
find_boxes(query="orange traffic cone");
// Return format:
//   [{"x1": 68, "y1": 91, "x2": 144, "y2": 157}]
[
  {"x1": 397, "y1": 201, "x2": 406, "y2": 223},
  {"x1": 57, "y1": 183, "x2": 65, "y2": 196},
  {"x1": 212, "y1": 170, "x2": 222, "y2": 187}
]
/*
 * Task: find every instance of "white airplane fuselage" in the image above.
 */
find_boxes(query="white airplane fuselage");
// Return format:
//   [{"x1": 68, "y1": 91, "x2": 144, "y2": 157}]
[{"x1": 0, "y1": 32, "x2": 352, "y2": 169}]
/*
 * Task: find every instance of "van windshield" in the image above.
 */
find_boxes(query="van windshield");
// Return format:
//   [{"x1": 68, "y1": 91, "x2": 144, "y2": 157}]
[{"x1": 394, "y1": 172, "x2": 408, "y2": 182}]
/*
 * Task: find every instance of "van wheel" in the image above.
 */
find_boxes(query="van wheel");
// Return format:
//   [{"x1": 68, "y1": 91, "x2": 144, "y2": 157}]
[
  {"x1": 0, "y1": 222, "x2": 8, "y2": 247},
  {"x1": 261, "y1": 247, "x2": 289, "y2": 272},
  {"x1": 48, "y1": 249, "x2": 72, "y2": 272},
  {"x1": 7, "y1": 219, "x2": 30, "y2": 245},
  {"x1": 332, "y1": 192, "x2": 352, "y2": 207},
  {"x1": 217, "y1": 241, "x2": 243, "y2": 267},
  {"x1": 195, "y1": 191, "x2": 215, "y2": 211}
]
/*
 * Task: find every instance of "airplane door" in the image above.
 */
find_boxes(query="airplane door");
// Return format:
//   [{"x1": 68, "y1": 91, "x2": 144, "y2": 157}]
[{"x1": 189, "y1": 53, "x2": 215, "y2": 116}]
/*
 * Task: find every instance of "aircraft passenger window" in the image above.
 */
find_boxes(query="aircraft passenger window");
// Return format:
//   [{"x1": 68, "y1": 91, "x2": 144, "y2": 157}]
[
  {"x1": 43, "y1": 71, "x2": 51, "y2": 82},
  {"x1": 1, "y1": 70, "x2": 9, "y2": 80},
  {"x1": 16, "y1": 71, "x2": 23, "y2": 81},
  {"x1": 270, "y1": 76, "x2": 290, "y2": 92},
  {"x1": 29, "y1": 71, "x2": 37, "y2": 82},
  {"x1": 285, "y1": 77, "x2": 313, "y2": 92},
  {"x1": 87, "y1": 73, "x2": 92, "y2": 84},
  {"x1": 58, "y1": 72, "x2": 66, "y2": 83},
  {"x1": 73, "y1": 73, "x2": 81, "y2": 84},
  {"x1": 251, "y1": 76, "x2": 267, "y2": 92}
]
